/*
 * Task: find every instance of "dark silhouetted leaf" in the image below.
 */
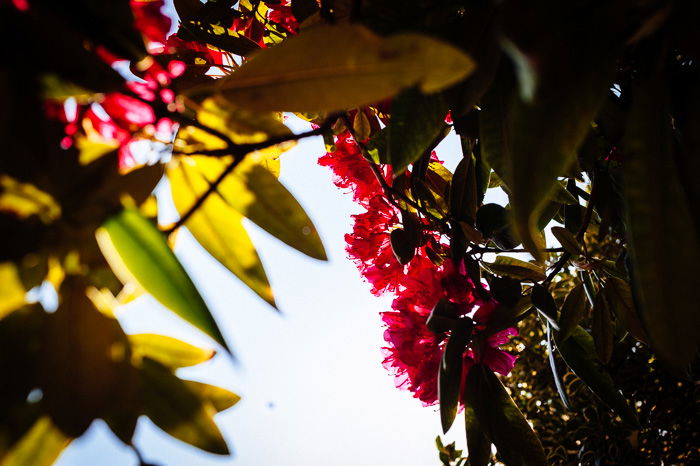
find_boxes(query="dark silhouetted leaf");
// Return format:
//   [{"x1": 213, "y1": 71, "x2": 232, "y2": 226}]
[
  {"x1": 592, "y1": 291, "x2": 614, "y2": 364},
  {"x1": 439, "y1": 320, "x2": 473, "y2": 433},
  {"x1": 531, "y1": 284, "x2": 559, "y2": 330},
  {"x1": 551, "y1": 226, "x2": 582, "y2": 256},
  {"x1": 482, "y1": 257, "x2": 546, "y2": 283},
  {"x1": 557, "y1": 282, "x2": 589, "y2": 341},
  {"x1": 464, "y1": 403, "x2": 491, "y2": 466}
]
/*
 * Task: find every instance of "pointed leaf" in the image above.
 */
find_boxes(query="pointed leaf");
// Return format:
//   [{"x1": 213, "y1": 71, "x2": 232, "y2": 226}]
[
  {"x1": 96, "y1": 208, "x2": 229, "y2": 350},
  {"x1": 531, "y1": 284, "x2": 560, "y2": 331},
  {"x1": 481, "y1": 256, "x2": 546, "y2": 283},
  {"x1": 205, "y1": 23, "x2": 475, "y2": 112},
  {"x1": 604, "y1": 278, "x2": 648, "y2": 345},
  {"x1": 129, "y1": 334, "x2": 216, "y2": 369},
  {"x1": 190, "y1": 156, "x2": 327, "y2": 260},
  {"x1": 168, "y1": 157, "x2": 276, "y2": 306},
  {"x1": 439, "y1": 320, "x2": 472, "y2": 433},
  {"x1": 555, "y1": 326, "x2": 639, "y2": 427},
  {"x1": 388, "y1": 88, "x2": 449, "y2": 174},
  {"x1": 464, "y1": 365, "x2": 547, "y2": 466},
  {"x1": 464, "y1": 404, "x2": 491, "y2": 466},
  {"x1": 184, "y1": 380, "x2": 241, "y2": 412},
  {"x1": 592, "y1": 291, "x2": 614, "y2": 364},
  {"x1": 141, "y1": 358, "x2": 229, "y2": 455},
  {"x1": 557, "y1": 282, "x2": 589, "y2": 341},
  {"x1": 551, "y1": 226, "x2": 582, "y2": 256}
]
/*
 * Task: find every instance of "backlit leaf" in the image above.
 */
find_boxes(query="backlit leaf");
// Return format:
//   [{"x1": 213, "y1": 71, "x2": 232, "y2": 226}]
[
  {"x1": 481, "y1": 256, "x2": 546, "y2": 283},
  {"x1": 0, "y1": 263, "x2": 26, "y2": 320},
  {"x1": 464, "y1": 365, "x2": 547, "y2": 465},
  {"x1": 555, "y1": 326, "x2": 639, "y2": 427},
  {"x1": 557, "y1": 281, "x2": 589, "y2": 342},
  {"x1": 551, "y1": 226, "x2": 582, "y2": 256},
  {"x1": 129, "y1": 333, "x2": 216, "y2": 369},
  {"x1": 464, "y1": 404, "x2": 491, "y2": 466},
  {"x1": 141, "y1": 358, "x2": 229, "y2": 455},
  {"x1": 184, "y1": 380, "x2": 241, "y2": 412},
  {"x1": 205, "y1": 23, "x2": 475, "y2": 112},
  {"x1": 96, "y1": 208, "x2": 229, "y2": 350},
  {"x1": 168, "y1": 157, "x2": 276, "y2": 306}
]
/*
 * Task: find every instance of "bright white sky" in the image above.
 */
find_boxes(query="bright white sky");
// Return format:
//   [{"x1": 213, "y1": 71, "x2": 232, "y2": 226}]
[{"x1": 55, "y1": 125, "x2": 474, "y2": 465}]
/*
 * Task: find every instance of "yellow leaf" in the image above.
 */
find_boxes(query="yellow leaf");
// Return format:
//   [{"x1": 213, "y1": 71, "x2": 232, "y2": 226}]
[
  {"x1": 168, "y1": 157, "x2": 276, "y2": 307},
  {"x1": 0, "y1": 176, "x2": 61, "y2": 223},
  {"x1": 0, "y1": 263, "x2": 26, "y2": 320},
  {"x1": 200, "y1": 23, "x2": 475, "y2": 112},
  {"x1": 1, "y1": 417, "x2": 70, "y2": 466},
  {"x1": 184, "y1": 380, "x2": 241, "y2": 412},
  {"x1": 129, "y1": 333, "x2": 216, "y2": 369}
]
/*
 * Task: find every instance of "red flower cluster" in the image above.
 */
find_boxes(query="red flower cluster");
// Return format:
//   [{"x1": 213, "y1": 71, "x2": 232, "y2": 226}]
[{"x1": 320, "y1": 130, "x2": 518, "y2": 406}]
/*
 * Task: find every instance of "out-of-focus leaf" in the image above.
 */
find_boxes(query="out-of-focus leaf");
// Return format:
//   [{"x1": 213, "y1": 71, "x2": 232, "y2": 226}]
[
  {"x1": 39, "y1": 276, "x2": 133, "y2": 437},
  {"x1": 531, "y1": 284, "x2": 560, "y2": 330},
  {"x1": 96, "y1": 208, "x2": 229, "y2": 350},
  {"x1": 0, "y1": 263, "x2": 26, "y2": 320},
  {"x1": 481, "y1": 256, "x2": 545, "y2": 283},
  {"x1": 621, "y1": 69, "x2": 700, "y2": 373},
  {"x1": 206, "y1": 24, "x2": 475, "y2": 112},
  {"x1": 129, "y1": 334, "x2": 216, "y2": 369},
  {"x1": 551, "y1": 226, "x2": 581, "y2": 255},
  {"x1": 182, "y1": 22, "x2": 260, "y2": 57},
  {"x1": 0, "y1": 175, "x2": 61, "y2": 223},
  {"x1": 192, "y1": 156, "x2": 327, "y2": 260},
  {"x1": 555, "y1": 326, "x2": 639, "y2": 427},
  {"x1": 464, "y1": 365, "x2": 547, "y2": 465},
  {"x1": 557, "y1": 282, "x2": 589, "y2": 342},
  {"x1": 388, "y1": 87, "x2": 449, "y2": 174},
  {"x1": 1, "y1": 417, "x2": 70, "y2": 466},
  {"x1": 141, "y1": 358, "x2": 229, "y2": 455},
  {"x1": 184, "y1": 380, "x2": 241, "y2": 412},
  {"x1": 168, "y1": 157, "x2": 276, "y2": 307},
  {"x1": 464, "y1": 403, "x2": 491, "y2": 466}
]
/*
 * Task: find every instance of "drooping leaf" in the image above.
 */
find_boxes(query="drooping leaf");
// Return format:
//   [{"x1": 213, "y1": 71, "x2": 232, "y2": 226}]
[
  {"x1": 449, "y1": 155, "x2": 478, "y2": 224},
  {"x1": 555, "y1": 326, "x2": 639, "y2": 427},
  {"x1": 530, "y1": 284, "x2": 560, "y2": 330},
  {"x1": 621, "y1": 68, "x2": 700, "y2": 373},
  {"x1": 481, "y1": 256, "x2": 546, "y2": 283},
  {"x1": 557, "y1": 282, "x2": 589, "y2": 341},
  {"x1": 1, "y1": 417, "x2": 70, "y2": 466},
  {"x1": 550, "y1": 226, "x2": 582, "y2": 256},
  {"x1": 464, "y1": 404, "x2": 491, "y2": 466},
  {"x1": 205, "y1": 23, "x2": 475, "y2": 112},
  {"x1": 96, "y1": 207, "x2": 229, "y2": 350},
  {"x1": 129, "y1": 334, "x2": 216, "y2": 369},
  {"x1": 439, "y1": 320, "x2": 473, "y2": 434},
  {"x1": 140, "y1": 358, "x2": 229, "y2": 455},
  {"x1": 592, "y1": 291, "x2": 614, "y2": 363},
  {"x1": 603, "y1": 278, "x2": 648, "y2": 345},
  {"x1": 168, "y1": 157, "x2": 276, "y2": 306},
  {"x1": 464, "y1": 365, "x2": 547, "y2": 465},
  {"x1": 387, "y1": 87, "x2": 449, "y2": 174},
  {"x1": 546, "y1": 321, "x2": 571, "y2": 410}
]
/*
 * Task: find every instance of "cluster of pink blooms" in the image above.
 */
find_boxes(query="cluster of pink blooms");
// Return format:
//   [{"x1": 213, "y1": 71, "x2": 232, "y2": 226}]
[{"x1": 319, "y1": 130, "x2": 518, "y2": 406}]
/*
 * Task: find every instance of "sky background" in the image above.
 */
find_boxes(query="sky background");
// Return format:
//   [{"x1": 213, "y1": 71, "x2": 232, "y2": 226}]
[{"x1": 54, "y1": 126, "x2": 477, "y2": 466}]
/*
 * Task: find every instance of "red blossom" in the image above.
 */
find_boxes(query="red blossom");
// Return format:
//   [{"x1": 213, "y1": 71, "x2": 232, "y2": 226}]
[{"x1": 130, "y1": 0, "x2": 172, "y2": 49}]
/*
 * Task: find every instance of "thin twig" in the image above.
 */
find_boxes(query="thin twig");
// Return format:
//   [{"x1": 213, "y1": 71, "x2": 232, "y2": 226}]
[{"x1": 471, "y1": 246, "x2": 566, "y2": 255}]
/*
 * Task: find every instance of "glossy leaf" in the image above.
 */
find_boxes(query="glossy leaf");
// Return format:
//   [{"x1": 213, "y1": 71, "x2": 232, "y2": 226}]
[
  {"x1": 555, "y1": 326, "x2": 639, "y2": 427},
  {"x1": 207, "y1": 23, "x2": 475, "y2": 112},
  {"x1": 388, "y1": 87, "x2": 449, "y2": 174},
  {"x1": 168, "y1": 157, "x2": 276, "y2": 306},
  {"x1": 2, "y1": 417, "x2": 70, "y2": 466},
  {"x1": 129, "y1": 333, "x2": 216, "y2": 369},
  {"x1": 141, "y1": 358, "x2": 229, "y2": 455},
  {"x1": 96, "y1": 207, "x2": 229, "y2": 350},
  {"x1": 557, "y1": 282, "x2": 589, "y2": 341},
  {"x1": 464, "y1": 365, "x2": 547, "y2": 465},
  {"x1": 481, "y1": 256, "x2": 546, "y2": 283}
]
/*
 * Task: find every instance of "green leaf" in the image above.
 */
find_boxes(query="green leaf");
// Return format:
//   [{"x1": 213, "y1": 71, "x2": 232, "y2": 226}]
[
  {"x1": 592, "y1": 291, "x2": 614, "y2": 364},
  {"x1": 555, "y1": 326, "x2": 639, "y2": 427},
  {"x1": 557, "y1": 282, "x2": 589, "y2": 342},
  {"x1": 449, "y1": 156, "x2": 478, "y2": 224},
  {"x1": 96, "y1": 208, "x2": 229, "y2": 351},
  {"x1": 464, "y1": 365, "x2": 547, "y2": 466},
  {"x1": 168, "y1": 156, "x2": 276, "y2": 307},
  {"x1": 481, "y1": 256, "x2": 546, "y2": 283},
  {"x1": 603, "y1": 278, "x2": 648, "y2": 345},
  {"x1": 464, "y1": 404, "x2": 491, "y2": 466},
  {"x1": 2, "y1": 417, "x2": 70, "y2": 466},
  {"x1": 205, "y1": 23, "x2": 475, "y2": 112},
  {"x1": 129, "y1": 334, "x2": 216, "y2": 369},
  {"x1": 546, "y1": 321, "x2": 571, "y2": 410},
  {"x1": 184, "y1": 380, "x2": 241, "y2": 412},
  {"x1": 551, "y1": 226, "x2": 582, "y2": 255},
  {"x1": 141, "y1": 358, "x2": 229, "y2": 455},
  {"x1": 530, "y1": 284, "x2": 560, "y2": 331},
  {"x1": 387, "y1": 87, "x2": 449, "y2": 174},
  {"x1": 621, "y1": 69, "x2": 700, "y2": 373}
]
